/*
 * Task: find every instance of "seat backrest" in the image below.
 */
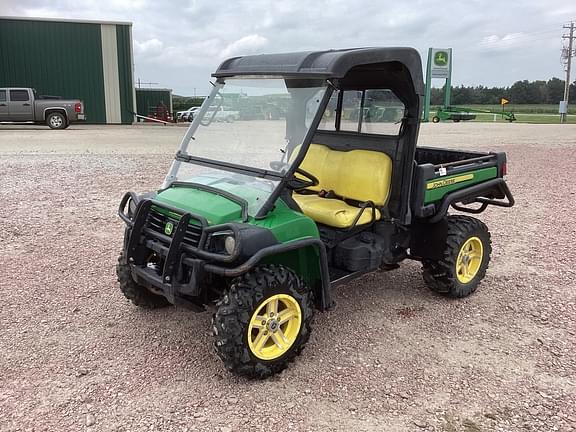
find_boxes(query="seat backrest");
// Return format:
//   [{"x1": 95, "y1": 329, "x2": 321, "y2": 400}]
[{"x1": 298, "y1": 143, "x2": 392, "y2": 206}]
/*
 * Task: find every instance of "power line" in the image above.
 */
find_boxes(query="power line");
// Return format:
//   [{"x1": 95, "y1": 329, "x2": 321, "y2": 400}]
[
  {"x1": 474, "y1": 20, "x2": 576, "y2": 50},
  {"x1": 478, "y1": 29, "x2": 559, "y2": 47}
]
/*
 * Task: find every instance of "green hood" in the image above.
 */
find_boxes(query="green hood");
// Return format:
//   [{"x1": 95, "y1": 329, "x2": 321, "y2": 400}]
[
  {"x1": 155, "y1": 178, "x2": 270, "y2": 225},
  {"x1": 154, "y1": 176, "x2": 319, "y2": 243}
]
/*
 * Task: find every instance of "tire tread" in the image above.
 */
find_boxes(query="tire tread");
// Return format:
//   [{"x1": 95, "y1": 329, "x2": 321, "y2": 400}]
[{"x1": 212, "y1": 265, "x2": 314, "y2": 378}]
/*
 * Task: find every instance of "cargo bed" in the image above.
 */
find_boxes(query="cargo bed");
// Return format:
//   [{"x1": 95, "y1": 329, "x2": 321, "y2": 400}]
[{"x1": 411, "y1": 146, "x2": 514, "y2": 220}]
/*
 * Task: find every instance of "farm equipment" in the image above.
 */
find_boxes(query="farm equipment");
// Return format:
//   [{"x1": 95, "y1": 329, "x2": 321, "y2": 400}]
[
  {"x1": 432, "y1": 106, "x2": 517, "y2": 123},
  {"x1": 117, "y1": 48, "x2": 515, "y2": 378}
]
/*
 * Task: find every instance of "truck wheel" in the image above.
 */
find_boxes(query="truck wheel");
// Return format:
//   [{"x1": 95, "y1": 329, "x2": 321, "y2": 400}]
[
  {"x1": 212, "y1": 265, "x2": 314, "y2": 378},
  {"x1": 116, "y1": 251, "x2": 170, "y2": 308},
  {"x1": 46, "y1": 112, "x2": 67, "y2": 129},
  {"x1": 422, "y1": 215, "x2": 491, "y2": 298},
  {"x1": 432, "y1": 116, "x2": 440, "y2": 123}
]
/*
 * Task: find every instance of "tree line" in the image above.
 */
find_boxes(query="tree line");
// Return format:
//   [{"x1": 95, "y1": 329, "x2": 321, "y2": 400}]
[{"x1": 431, "y1": 78, "x2": 576, "y2": 105}]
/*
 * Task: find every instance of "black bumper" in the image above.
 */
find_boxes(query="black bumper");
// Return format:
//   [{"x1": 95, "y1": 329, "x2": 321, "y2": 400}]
[{"x1": 122, "y1": 197, "x2": 210, "y2": 306}]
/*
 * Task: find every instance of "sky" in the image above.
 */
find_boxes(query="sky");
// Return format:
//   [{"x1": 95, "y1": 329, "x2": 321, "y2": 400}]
[{"x1": 1, "y1": 0, "x2": 575, "y2": 96}]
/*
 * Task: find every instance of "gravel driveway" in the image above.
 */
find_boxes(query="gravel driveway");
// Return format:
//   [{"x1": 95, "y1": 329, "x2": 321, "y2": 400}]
[{"x1": 0, "y1": 123, "x2": 575, "y2": 431}]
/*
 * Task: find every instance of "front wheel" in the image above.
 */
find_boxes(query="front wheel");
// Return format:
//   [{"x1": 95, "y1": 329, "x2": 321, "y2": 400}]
[
  {"x1": 432, "y1": 116, "x2": 440, "y2": 123},
  {"x1": 422, "y1": 215, "x2": 491, "y2": 298},
  {"x1": 46, "y1": 112, "x2": 67, "y2": 129},
  {"x1": 212, "y1": 265, "x2": 314, "y2": 378}
]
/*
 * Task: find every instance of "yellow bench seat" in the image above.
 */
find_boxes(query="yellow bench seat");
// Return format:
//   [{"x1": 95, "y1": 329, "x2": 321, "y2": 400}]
[
  {"x1": 291, "y1": 143, "x2": 392, "y2": 228},
  {"x1": 293, "y1": 194, "x2": 381, "y2": 228}
]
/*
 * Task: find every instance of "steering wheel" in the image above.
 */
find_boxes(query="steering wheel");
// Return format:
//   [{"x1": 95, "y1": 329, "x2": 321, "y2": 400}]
[{"x1": 289, "y1": 168, "x2": 319, "y2": 190}]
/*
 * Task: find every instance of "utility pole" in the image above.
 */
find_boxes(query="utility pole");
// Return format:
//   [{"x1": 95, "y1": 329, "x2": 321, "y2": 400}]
[
  {"x1": 136, "y1": 78, "x2": 159, "y2": 89},
  {"x1": 561, "y1": 22, "x2": 575, "y2": 123}
]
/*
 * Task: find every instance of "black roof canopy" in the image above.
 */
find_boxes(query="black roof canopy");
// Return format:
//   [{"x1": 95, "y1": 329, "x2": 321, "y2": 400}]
[{"x1": 213, "y1": 47, "x2": 424, "y2": 95}]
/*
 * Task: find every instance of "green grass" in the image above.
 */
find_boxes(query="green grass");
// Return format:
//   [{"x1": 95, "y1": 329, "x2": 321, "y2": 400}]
[{"x1": 471, "y1": 112, "x2": 576, "y2": 124}]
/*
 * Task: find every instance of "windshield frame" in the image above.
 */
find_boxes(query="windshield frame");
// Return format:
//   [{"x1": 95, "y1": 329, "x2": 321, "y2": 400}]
[{"x1": 162, "y1": 77, "x2": 334, "y2": 218}]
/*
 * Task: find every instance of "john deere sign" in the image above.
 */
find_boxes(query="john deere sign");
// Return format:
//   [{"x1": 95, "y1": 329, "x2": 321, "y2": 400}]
[
  {"x1": 431, "y1": 49, "x2": 451, "y2": 78},
  {"x1": 422, "y1": 47, "x2": 453, "y2": 122}
]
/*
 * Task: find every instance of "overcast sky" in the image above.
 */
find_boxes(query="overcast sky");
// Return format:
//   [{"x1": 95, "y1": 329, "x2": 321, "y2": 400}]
[{"x1": 2, "y1": 0, "x2": 575, "y2": 96}]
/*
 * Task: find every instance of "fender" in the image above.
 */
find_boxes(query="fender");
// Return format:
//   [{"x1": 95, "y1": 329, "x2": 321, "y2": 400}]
[
  {"x1": 43, "y1": 107, "x2": 68, "y2": 121},
  {"x1": 203, "y1": 238, "x2": 332, "y2": 311}
]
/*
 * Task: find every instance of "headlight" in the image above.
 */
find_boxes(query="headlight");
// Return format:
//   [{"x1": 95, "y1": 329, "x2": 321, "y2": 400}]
[
  {"x1": 224, "y1": 236, "x2": 236, "y2": 255},
  {"x1": 208, "y1": 231, "x2": 236, "y2": 255}
]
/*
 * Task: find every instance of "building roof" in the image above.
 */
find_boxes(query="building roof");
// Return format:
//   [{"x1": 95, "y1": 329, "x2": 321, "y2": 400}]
[
  {"x1": 0, "y1": 16, "x2": 132, "y2": 26},
  {"x1": 136, "y1": 88, "x2": 173, "y2": 92},
  {"x1": 213, "y1": 47, "x2": 424, "y2": 94}
]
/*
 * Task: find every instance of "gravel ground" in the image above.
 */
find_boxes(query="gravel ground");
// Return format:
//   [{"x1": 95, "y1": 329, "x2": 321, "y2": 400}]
[{"x1": 0, "y1": 123, "x2": 575, "y2": 432}]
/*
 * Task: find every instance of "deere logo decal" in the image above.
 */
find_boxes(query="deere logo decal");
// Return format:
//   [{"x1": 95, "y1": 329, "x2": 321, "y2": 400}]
[
  {"x1": 164, "y1": 221, "x2": 174, "y2": 236},
  {"x1": 427, "y1": 173, "x2": 474, "y2": 190},
  {"x1": 434, "y1": 51, "x2": 448, "y2": 67}
]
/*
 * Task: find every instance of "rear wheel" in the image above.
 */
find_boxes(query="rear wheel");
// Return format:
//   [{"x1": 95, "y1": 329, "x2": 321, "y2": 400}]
[
  {"x1": 46, "y1": 112, "x2": 67, "y2": 129},
  {"x1": 432, "y1": 116, "x2": 440, "y2": 123},
  {"x1": 116, "y1": 251, "x2": 171, "y2": 308},
  {"x1": 422, "y1": 215, "x2": 491, "y2": 298},
  {"x1": 212, "y1": 265, "x2": 314, "y2": 378}
]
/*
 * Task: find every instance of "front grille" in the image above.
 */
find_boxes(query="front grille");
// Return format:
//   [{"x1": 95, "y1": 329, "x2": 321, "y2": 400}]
[{"x1": 146, "y1": 206, "x2": 203, "y2": 248}]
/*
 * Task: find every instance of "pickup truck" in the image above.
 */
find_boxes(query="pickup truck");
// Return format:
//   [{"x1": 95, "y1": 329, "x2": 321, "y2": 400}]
[
  {"x1": 207, "y1": 105, "x2": 240, "y2": 122},
  {"x1": 0, "y1": 88, "x2": 85, "y2": 129},
  {"x1": 177, "y1": 106, "x2": 200, "y2": 122}
]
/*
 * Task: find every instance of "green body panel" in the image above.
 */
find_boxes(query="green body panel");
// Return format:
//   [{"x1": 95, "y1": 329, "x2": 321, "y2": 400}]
[
  {"x1": 250, "y1": 200, "x2": 320, "y2": 242},
  {"x1": 424, "y1": 167, "x2": 498, "y2": 203},
  {"x1": 261, "y1": 246, "x2": 322, "y2": 292},
  {"x1": 154, "y1": 184, "x2": 322, "y2": 286},
  {"x1": 0, "y1": 19, "x2": 107, "y2": 123},
  {"x1": 254, "y1": 202, "x2": 321, "y2": 292},
  {"x1": 116, "y1": 25, "x2": 135, "y2": 124},
  {"x1": 136, "y1": 89, "x2": 172, "y2": 117}
]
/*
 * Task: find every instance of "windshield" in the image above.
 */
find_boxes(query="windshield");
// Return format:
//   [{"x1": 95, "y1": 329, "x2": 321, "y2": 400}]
[{"x1": 169, "y1": 77, "x2": 329, "y2": 217}]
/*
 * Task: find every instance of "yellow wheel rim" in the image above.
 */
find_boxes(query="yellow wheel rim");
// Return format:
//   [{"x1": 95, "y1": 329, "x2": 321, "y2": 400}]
[
  {"x1": 247, "y1": 294, "x2": 302, "y2": 361},
  {"x1": 456, "y1": 236, "x2": 484, "y2": 284}
]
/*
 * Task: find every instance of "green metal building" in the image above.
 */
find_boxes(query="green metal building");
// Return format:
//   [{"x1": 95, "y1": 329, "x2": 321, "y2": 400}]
[{"x1": 0, "y1": 16, "x2": 135, "y2": 124}]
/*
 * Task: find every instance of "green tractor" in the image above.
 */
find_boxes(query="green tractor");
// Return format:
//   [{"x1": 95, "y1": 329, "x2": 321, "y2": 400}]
[{"x1": 117, "y1": 48, "x2": 514, "y2": 378}]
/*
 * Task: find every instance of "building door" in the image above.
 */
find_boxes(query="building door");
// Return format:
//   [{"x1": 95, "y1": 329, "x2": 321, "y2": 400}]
[
  {"x1": 8, "y1": 89, "x2": 33, "y2": 121},
  {"x1": 0, "y1": 90, "x2": 8, "y2": 121}
]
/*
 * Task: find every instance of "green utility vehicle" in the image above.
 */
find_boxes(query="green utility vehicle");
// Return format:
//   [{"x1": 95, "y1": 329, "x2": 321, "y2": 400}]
[{"x1": 117, "y1": 48, "x2": 514, "y2": 378}]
